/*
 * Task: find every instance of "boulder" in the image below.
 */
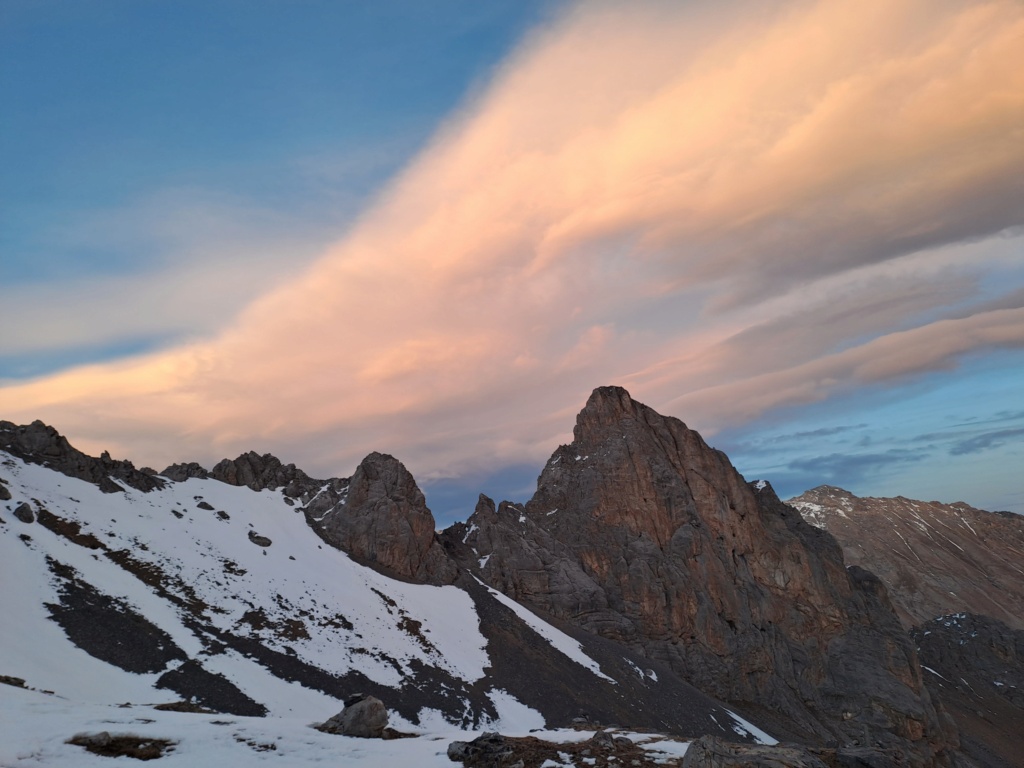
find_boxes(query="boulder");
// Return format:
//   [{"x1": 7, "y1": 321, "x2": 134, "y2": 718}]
[
  {"x1": 13, "y1": 501, "x2": 34, "y2": 524},
  {"x1": 446, "y1": 732, "x2": 515, "y2": 765},
  {"x1": 319, "y1": 694, "x2": 388, "y2": 738},
  {"x1": 247, "y1": 531, "x2": 272, "y2": 547}
]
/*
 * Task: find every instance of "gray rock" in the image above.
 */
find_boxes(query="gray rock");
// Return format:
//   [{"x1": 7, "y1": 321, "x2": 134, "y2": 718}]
[
  {"x1": 682, "y1": 735, "x2": 830, "y2": 768},
  {"x1": 0, "y1": 420, "x2": 164, "y2": 493},
  {"x1": 317, "y1": 452, "x2": 456, "y2": 585},
  {"x1": 13, "y1": 502, "x2": 34, "y2": 524},
  {"x1": 0, "y1": 480, "x2": 10, "y2": 501},
  {"x1": 320, "y1": 694, "x2": 388, "y2": 738},
  {"x1": 210, "y1": 451, "x2": 318, "y2": 498},
  {"x1": 248, "y1": 531, "x2": 272, "y2": 547},
  {"x1": 160, "y1": 462, "x2": 209, "y2": 482},
  {"x1": 446, "y1": 732, "x2": 514, "y2": 764}
]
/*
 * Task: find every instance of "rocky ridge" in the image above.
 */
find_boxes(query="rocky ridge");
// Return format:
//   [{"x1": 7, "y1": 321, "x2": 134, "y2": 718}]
[
  {"x1": 0, "y1": 388, "x2": 993, "y2": 765},
  {"x1": 788, "y1": 486, "x2": 1024, "y2": 631},
  {"x1": 0, "y1": 420, "x2": 164, "y2": 494}
]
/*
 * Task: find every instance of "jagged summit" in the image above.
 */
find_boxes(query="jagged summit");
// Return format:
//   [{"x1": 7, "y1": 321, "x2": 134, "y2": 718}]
[{"x1": 448, "y1": 388, "x2": 956, "y2": 762}]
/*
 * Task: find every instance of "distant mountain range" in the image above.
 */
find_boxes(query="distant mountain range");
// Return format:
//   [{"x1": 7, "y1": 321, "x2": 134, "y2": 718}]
[{"x1": 2, "y1": 387, "x2": 1020, "y2": 767}]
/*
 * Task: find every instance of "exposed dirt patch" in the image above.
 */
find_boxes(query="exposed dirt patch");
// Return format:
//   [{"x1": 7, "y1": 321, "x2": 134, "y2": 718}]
[
  {"x1": 44, "y1": 557, "x2": 187, "y2": 674},
  {"x1": 35, "y1": 509, "x2": 105, "y2": 549},
  {"x1": 67, "y1": 732, "x2": 176, "y2": 760}
]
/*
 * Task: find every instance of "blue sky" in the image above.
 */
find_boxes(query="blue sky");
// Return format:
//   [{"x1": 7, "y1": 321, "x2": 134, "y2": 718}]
[{"x1": 2, "y1": 0, "x2": 1022, "y2": 525}]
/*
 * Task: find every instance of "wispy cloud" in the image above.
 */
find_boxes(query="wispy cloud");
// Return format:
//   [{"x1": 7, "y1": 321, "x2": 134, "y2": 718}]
[
  {"x1": 949, "y1": 427, "x2": 1024, "y2": 456},
  {"x1": 2, "y1": 0, "x2": 1023, "y2": 484}
]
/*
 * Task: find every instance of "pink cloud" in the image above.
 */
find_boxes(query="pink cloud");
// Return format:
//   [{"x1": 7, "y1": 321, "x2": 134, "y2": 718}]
[{"x1": 2, "y1": 0, "x2": 1022, "y2": 482}]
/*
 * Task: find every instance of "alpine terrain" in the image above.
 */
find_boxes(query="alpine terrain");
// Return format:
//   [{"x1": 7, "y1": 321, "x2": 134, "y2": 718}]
[
  {"x1": 789, "y1": 487, "x2": 1024, "y2": 768},
  {"x1": 0, "y1": 386, "x2": 1015, "y2": 766}
]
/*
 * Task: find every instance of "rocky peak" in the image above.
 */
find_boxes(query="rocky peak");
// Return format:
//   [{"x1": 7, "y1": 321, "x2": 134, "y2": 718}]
[
  {"x1": 317, "y1": 452, "x2": 456, "y2": 585},
  {"x1": 0, "y1": 420, "x2": 164, "y2": 494},
  {"x1": 447, "y1": 387, "x2": 954, "y2": 763}
]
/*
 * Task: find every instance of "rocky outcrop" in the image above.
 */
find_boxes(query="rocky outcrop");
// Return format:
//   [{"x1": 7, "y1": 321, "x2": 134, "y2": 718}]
[
  {"x1": 317, "y1": 452, "x2": 456, "y2": 584},
  {"x1": 912, "y1": 614, "x2": 1024, "y2": 768},
  {"x1": 318, "y1": 694, "x2": 389, "y2": 738},
  {"x1": 0, "y1": 420, "x2": 164, "y2": 493},
  {"x1": 788, "y1": 486, "x2": 1024, "y2": 632},
  {"x1": 446, "y1": 387, "x2": 954, "y2": 763},
  {"x1": 160, "y1": 462, "x2": 210, "y2": 482},
  {"x1": 209, "y1": 451, "x2": 320, "y2": 498}
]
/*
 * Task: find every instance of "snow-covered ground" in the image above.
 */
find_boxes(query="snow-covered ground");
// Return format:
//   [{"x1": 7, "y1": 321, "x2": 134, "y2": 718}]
[
  {"x1": 0, "y1": 453, "x2": 492, "y2": 718},
  {"x1": 0, "y1": 685, "x2": 695, "y2": 767}
]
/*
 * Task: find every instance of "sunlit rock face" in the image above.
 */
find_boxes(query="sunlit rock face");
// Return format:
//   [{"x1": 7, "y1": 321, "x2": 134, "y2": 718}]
[{"x1": 449, "y1": 386, "x2": 954, "y2": 762}]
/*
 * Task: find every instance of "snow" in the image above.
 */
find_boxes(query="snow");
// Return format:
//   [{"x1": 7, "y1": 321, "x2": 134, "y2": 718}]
[
  {"x1": 0, "y1": 686, "x2": 462, "y2": 767},
  {"x1": 0, "y1": 453, "x2": 489, "y2": 718},
  {"x1": 485, "y1": 689, "x2": 545, "y2": 732},
  {"x1": 640, "y1": 738, "x2": 691, "y2": 760},
  {"x1": 754, "y1": 480, "x2": 767, "y2": 491},
  {"x1": 725, "y1": 709, "x2": 778, "y2": 745},
  {"x1": 0, "y1": 687, "x2": 700, "y2": 767},
  {"x1": 474, "y1": 578, "x2": 617, "y2": 684}
]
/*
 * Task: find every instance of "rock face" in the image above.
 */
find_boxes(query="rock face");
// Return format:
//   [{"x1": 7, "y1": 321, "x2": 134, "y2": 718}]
[
  {"x1": 317, "y1": 452, "x2": 456, "y2": 584},
  {"x1": 447, "y1": 387, "x2": 953, "y2": 762},
  {"x1": 209, "y1": 451, "x2": 319, "y2": 498},
  {"x1": 788, "y1": 486, "x2": 1024, "y2": 631},
  {"x1": 320, "y1": 694, "x2": 388, "y2": 738},
  {"x1": 0, "y1": 420, "x2": 164, "y2": 493},
  {"x1": 912, "y1": 614, "x2": 1024, "y2": 768},
  {"x1": 681, "y1": 735, "x2": 828, "y2": 768}
]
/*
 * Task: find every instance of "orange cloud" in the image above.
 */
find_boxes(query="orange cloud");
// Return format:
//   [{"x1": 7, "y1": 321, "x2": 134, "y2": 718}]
[{"x1": 2, "y1": 0, "x2": 1022, "y2": 483}]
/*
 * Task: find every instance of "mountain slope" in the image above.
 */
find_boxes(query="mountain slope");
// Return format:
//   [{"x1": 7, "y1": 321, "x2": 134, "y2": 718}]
[
  {"x1": 444, "y1": 387, "x2": 958, "y2": 764},
  {"x1": 0, "y1": 423, "x2": 760, "y2": 745},
  {"x1": 788, "y1": 486, "x2": 1024, "y2": 631}
]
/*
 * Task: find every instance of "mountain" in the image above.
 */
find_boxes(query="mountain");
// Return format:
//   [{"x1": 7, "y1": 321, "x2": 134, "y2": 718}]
[
  {"x1": 442, "y1": 387, "x2": 957, "y2": 764},
  {"x1": 787, "y1": 486, "x2": 1024, "y2": 768},
  {"x1": 0, "y1": 421, "x2": 753, "y2": 740},
  {"x1": 788, "y1": 486, "x2": 1024, "y2": 632},
  {"x1": 0, "y1": 389, "x2": 987, "y2": 766}
]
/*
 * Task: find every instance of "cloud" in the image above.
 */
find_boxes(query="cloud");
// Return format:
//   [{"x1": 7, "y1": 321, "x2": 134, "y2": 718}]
[
  {"x1": 2, "y1": 0, "x2": 1023, "y2": 483},
  {"x1": 787, "y1": 449, "x2": 929, "y2": 481},
  {"x1": 949, "y1": 427, "x2": 1024, "y2": 456}
]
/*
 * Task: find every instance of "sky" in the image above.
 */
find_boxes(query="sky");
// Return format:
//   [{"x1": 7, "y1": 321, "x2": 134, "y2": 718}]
[{"x1": 2, "y1": 0, "x2": 1023, "y2": 525}]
